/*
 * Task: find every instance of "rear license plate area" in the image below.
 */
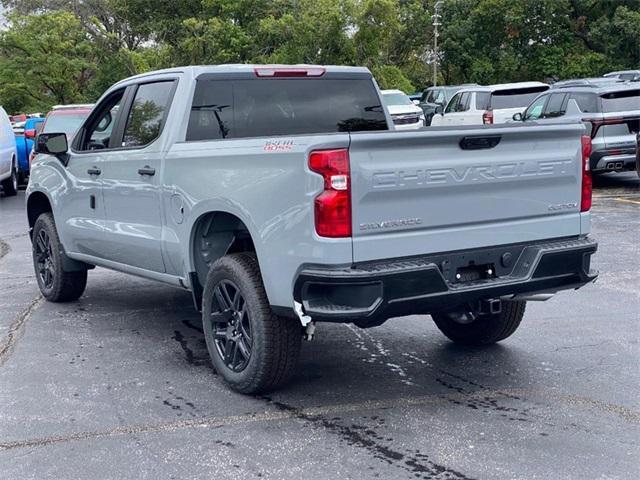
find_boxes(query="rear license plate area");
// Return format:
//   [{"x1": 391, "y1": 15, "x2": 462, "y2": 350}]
[{"x1": 455, "y1": 263, "x2": 496, "y2": 283}]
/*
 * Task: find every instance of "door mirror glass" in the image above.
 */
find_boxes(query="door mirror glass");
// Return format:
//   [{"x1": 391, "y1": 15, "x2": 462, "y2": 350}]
[
  {"x1": 35, "y1": 132, "x2": 68, "y2": 155},
  {"x1": 512, "y1": 112, "x2": 523, "y2": 121}
]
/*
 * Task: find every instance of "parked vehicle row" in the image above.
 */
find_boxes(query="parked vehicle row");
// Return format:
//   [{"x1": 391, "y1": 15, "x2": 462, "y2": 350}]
[
  {"x1": 27, "y1": 64, "x2": 598, "y2": 394},
  {"x1": 430, "y1": 82, "x2": 549, "y2": 126}
]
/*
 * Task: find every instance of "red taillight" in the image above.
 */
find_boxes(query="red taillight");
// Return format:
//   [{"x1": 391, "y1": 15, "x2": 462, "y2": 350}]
[
  {"x1": 254, "y1": 67, "x2": 325, "y2": 78},
  {"x1": 581, "y1": 135, "x2": 592, "y2": 212},
  {"x1": 309, "y1": 149, "x2": 351, "y2": 238},
  {"x1": 24, "y1": 129, "x2": 36, "y2": 139},
  {"x1": 482, "y1": 110, "x2": 494, "y2": 125}
]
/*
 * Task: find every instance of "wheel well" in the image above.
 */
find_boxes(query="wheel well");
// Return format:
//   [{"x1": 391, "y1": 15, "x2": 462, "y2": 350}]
[
  {"x1": 27, "y1": 192, "x2": 53, "y2": 233},
  {"x1": 191, "y1": 212, "x2": 256, "y2": 290}
]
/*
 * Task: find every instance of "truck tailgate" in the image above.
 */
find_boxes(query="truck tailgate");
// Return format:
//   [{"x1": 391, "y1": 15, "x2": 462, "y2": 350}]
[{"x1": 348, "y1": 123, "x2": 586, "y2": 263}]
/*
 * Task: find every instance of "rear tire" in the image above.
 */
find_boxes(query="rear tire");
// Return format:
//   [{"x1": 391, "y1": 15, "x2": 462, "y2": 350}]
[
  {"x1": 432, "y1": 300, "x2": 526, "y2": 345},
  {"x1": 202, "y1": 253, "x2": 302, "y2": 394},
  {"x1": 1, "y1": 158, "x2": 18, "y2": 196},
  {"x1": 32, "y1": 213, "x2": 87, "y2": 302}
]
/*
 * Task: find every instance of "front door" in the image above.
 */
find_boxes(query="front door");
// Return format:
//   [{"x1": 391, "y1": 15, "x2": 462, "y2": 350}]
[
  {"x1": 58, "y1": 90, "x2": 127, "y2": 256},
  {"x1": 99, "y1": 80, "x2": 176, "y2": 273}
]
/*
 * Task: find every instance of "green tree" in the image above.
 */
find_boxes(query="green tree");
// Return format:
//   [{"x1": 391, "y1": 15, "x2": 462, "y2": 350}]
[{"x1": 0, "y1": 12, "x2": 96, "y2": 112}]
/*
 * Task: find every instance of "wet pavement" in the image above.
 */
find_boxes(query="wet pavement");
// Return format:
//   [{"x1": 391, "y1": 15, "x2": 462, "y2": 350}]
[{"x1": 0, "y1": 172, "x2": 638, "y2": 479}]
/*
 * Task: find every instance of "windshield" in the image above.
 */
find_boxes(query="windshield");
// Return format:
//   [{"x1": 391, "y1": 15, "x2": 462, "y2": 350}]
[
  {"x1": 43, "y1": 112, "x2": 90, "y2": 135},
  {"x1": 600, "y1": 89, "x2": 640, "y2": 112},
  {"x1": 490, "y1": 86, "x2": 550, "y2": 109},
  {"x1": 382, "y1": 93, "x2": 414, "y2": 106}
]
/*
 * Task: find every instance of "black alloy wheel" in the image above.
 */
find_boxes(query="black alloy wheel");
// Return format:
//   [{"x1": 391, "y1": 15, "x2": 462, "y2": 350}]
[
  {"x1": 208, "y1": 279, "x2": 253, "y2": 372},
  {"x1": 34, "y1": 228, "x2": 55, "y2": 290}
]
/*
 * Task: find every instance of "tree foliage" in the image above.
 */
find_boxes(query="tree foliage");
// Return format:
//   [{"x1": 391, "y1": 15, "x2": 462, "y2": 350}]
[{"x1": 0, "y1": 0, "x2": 638, "y2": 113}]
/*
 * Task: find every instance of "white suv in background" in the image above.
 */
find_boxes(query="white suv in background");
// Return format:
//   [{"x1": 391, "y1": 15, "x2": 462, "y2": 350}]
[
  {"x1": 431, "y1": 82, "x2": 549, "y2": 126},
  {"x1": 380, "y1": 89, "x2": 425, "y2": 130}
]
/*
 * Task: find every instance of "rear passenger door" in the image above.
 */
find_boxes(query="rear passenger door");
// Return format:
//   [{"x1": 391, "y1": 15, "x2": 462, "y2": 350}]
[
  {"x1": 448, "y1": 92, "x2": 473, "y2": 125},
  {"x1": 99, "y1": 79, "x2": 176, "y2": 272}
]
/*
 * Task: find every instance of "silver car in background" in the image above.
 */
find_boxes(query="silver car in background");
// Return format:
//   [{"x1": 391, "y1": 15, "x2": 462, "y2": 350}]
[{"x1": 516, "y1": 82, "x2": 640, "y2": 174}]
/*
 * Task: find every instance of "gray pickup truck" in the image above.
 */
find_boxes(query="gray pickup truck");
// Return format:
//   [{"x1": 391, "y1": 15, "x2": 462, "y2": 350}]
[{"x1": 27, "y1": 65, "x2": 598, "y2": 393}]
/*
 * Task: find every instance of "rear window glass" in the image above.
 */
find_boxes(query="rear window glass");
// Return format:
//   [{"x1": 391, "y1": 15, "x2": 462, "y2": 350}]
[
  {"x1": 490, "y1": 86, "x2": 549, "y2": 109},
  {"x1": 568, "y1": 93, "x2": 599, "y2": 113},
  {"x1": 187, "y1": 78, "x2": 388, "y2": 141},
  {"x1": 600, "y1": 89, "x2": 640, "y2": 113}
]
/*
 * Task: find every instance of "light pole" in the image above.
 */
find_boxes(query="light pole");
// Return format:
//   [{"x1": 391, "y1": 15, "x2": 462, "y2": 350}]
[{"x1": 432, "y1": 1, "x2": 443, "y2": 87}]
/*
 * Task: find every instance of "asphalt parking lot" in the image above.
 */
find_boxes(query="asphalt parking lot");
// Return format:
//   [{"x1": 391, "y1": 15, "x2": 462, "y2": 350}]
[{"x1": 0, "y1": 173, "x2": 638, "y2": 480}]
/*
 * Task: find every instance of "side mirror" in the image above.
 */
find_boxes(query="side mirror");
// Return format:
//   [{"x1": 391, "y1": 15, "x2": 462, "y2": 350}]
[
  {"x1": 435, "y1": 105, "x2": 444, "y2": 115},
  {"x1": 512, "y1": 112, "x2": 523, "y2": 122},
  {"x1": 35, "y1": 133, "x2": 69, "y2": 164},
  {"x1": 412, "y1": 99, "x2": 420, "y2": 105},
  {"x1": 25, "y1": 128, "x2": 37, "y2": 139}
]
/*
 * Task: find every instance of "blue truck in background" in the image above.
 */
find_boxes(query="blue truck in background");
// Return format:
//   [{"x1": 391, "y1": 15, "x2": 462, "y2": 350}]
[{"x1": 14, "y1": 117, "x2": 44, "y2": 183}]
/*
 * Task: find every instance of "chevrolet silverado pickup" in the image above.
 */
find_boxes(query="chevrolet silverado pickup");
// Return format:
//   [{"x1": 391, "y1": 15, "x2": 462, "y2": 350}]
[{"x1": 27, "y1": 65, "x2": 598, "y2": 393}]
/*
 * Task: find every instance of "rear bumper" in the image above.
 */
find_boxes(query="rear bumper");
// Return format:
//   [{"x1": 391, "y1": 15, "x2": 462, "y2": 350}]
[
  {"x1": 293, "y1": 237, "x2": 598, "y2": 326},
  {"x1": 591, "y1": 149, "x2": 637, "y2": 172}
]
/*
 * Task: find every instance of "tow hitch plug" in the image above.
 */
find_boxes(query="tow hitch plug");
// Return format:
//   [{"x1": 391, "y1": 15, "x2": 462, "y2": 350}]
[{"x1": 479, "y1": 298, "x2": 502, "y2": 315}]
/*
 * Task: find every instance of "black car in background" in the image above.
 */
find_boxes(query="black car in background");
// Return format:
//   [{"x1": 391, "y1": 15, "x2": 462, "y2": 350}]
[{"x1": 417, "y1": 84, "x2": 477, "y2": 126}]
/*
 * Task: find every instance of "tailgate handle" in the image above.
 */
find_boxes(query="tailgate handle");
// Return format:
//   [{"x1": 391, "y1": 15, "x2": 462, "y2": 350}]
[{"x1": 459, "y1": 135, "x2": 501, "y2": 150}]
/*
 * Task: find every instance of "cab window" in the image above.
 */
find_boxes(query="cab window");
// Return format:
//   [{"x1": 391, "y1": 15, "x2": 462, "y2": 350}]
[{"x1": 122, "y1": 81, "x2": 174, "y2": 148}]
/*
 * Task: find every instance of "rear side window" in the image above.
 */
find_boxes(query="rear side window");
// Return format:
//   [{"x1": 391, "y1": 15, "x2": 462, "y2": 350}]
[
  {"x1": 475, "y1": 92, "x2": 490, "y2": 110},
  {"x1": 600, "y1": 89, "x2": 640, "y2": 113},
  {"x1": 490, "y1": 86, "x2": 549, "y2": 109},
  {"x1": 456, "y1": 92, "x2": 470, "y2": 112},
  {"x1": 568, "y1": 93, "x2": 599, "y2": 113},
  {"x1": 186, "y1": 77, "x2": 387, "y2": 141},
  {"x1": 122, "y1": 81, "x2": 174, "y2": 148},
  {"x1": 543, "y1": 93, "x2": 567, "y2": 118}
]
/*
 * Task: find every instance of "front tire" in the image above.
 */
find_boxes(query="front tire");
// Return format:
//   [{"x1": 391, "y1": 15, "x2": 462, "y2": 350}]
[
  {"x1": 432, "y1": 300, "x2": 526, "y2": 345},
  {"x1": 202, "y1": 253, "x2": 302, "y2": 394},
  {"x1": 32, "y1": 213, "x2": 87, "y2": 302},
  {"x1": 1, "y1": 158, "x2": 18, "y2": 196}
]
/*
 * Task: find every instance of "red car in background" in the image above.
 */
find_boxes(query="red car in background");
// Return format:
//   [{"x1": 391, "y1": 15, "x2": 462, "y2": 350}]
[{"x1": 29, "y1": 104, "x2": 93, "y2": 166}]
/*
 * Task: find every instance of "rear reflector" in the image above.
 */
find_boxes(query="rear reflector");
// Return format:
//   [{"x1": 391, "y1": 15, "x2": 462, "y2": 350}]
[
  {"x1": 309, "y1": 149, "x2": 351, "y2": 238},
  {"x1": 254, "y1": 67, "x2": 325, "y2": 78},
  {"x1": 581, "y1": 135, "x2": 592, "y2": 212},
  {"x1": 482, "y1": 110, "x2": 494, "y2": 125}
]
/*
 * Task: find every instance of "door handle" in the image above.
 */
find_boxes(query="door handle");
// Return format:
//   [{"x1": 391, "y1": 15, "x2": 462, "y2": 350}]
[
  {"x1": 138, "y1": 166, "x2": 156, "y2": 176},
  {"x1": 87, "y1": 167, "x2": 101, "y2": 175}
]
